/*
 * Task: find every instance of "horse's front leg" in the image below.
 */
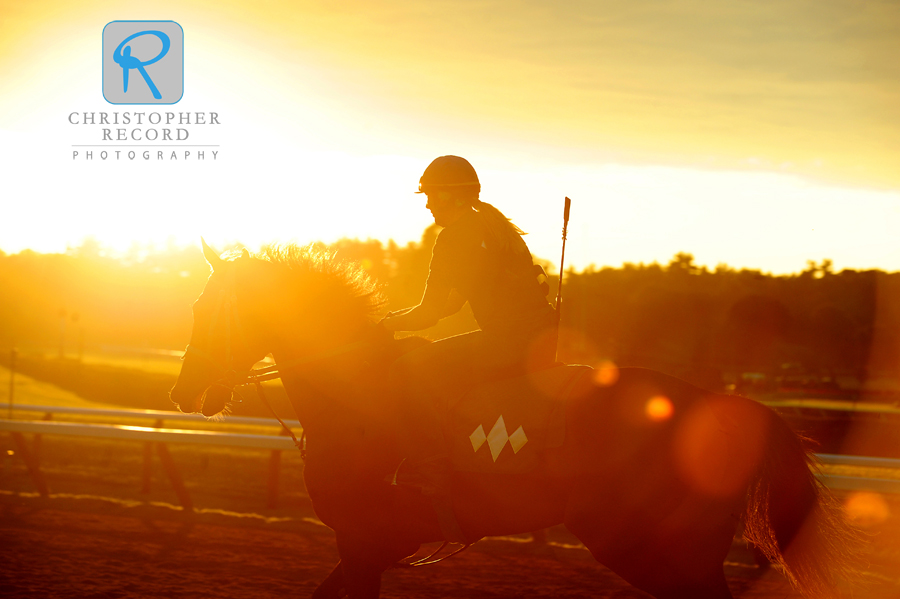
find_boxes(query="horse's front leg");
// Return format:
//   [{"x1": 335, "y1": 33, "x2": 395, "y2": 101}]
[
  {"x1": 312, "y1": 561, "x2": 345, "y2": 599},
  {"x1": 335, "y1": 533, "x2": 392, "y2": 599},
  {"x1": 341, "y1": 556, "x2": 383, "y2": 599}
]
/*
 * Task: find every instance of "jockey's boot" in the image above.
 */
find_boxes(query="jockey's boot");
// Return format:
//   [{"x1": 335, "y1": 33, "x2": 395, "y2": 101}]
[{"x1": 395, "y1": 455, "x2": 467, "y2": 544}]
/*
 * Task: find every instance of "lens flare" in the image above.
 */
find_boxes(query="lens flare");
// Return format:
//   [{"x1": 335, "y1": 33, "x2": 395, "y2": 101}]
[
  {"x1": 594, "y1": 360, "x2": 619, "y2": 387},
  {"x1": 674, "y1": 397, "x2": 768, "y2": 497},
  {"x1": 645, "y1": 395, "x2": 674, "y2": 421},
  {"x1": 844, "y1": 491, "x2": 890, "y2": 528}
]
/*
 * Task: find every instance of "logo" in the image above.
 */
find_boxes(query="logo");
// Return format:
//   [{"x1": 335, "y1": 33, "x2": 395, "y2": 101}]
[{"x1": 103, "y1": 21, "x2": 183, "y2": 104}]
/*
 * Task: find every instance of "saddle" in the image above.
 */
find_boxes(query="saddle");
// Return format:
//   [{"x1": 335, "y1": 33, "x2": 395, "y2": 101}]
[{"x1": 444, "y1": 364, "x2": 593, "y2": 474}]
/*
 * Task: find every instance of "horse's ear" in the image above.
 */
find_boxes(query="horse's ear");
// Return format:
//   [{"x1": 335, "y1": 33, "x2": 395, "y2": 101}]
[
  {"x1": 241, "y1": 248, "x2": 250, "y2": 259},
  {"x1": 201, "y1": 237, "x2": 223, "y2": 271}
]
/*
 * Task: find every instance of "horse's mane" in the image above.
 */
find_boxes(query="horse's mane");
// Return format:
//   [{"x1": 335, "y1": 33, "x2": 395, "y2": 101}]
[{"x1": 238, "y1": 243, "x2": 386, "y2": 323}]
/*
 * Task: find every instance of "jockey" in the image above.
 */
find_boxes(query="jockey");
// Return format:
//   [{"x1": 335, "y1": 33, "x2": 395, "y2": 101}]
[{"x1": 381, "y1": 155, "x2": 557, "y2": 542}]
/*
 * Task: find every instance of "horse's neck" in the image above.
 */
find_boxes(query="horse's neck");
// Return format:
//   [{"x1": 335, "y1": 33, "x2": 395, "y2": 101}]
[
  {"x1": 278, "y1": 362, "x2": 368, "y2": 427},
  {"x1": 274, "y1": 338, "x2": 394, "y2": 430},
  {"x1": 280, "y1": 369, "x2": 399, "y2": 500},
  {"x1": 274, "y1": 334, "x2": 407, "y2": 474}
]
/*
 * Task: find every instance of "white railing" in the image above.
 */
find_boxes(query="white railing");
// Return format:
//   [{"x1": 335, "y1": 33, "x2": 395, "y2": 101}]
[
  {"x1": 815, "y1": 454, "x2": 900, "y2": 494},
  {"x1": 2, "y1": 404, "x2": 900, "y2": 507},
  {"x1": 760, "y1": 397, "x2": 900, "y2": 415},
  {"x1": 0, "y1": 402, "x2": 284, "y2": 427},
  {"x1": 0, "y1": 403, "x2": 301, "y2": 511},
  {"x1": 0, "y1": 419, "x2": 297, "y2": 450}
]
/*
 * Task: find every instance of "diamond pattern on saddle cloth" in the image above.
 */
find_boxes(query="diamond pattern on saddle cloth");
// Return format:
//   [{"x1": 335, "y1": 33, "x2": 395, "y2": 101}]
[
  {"x1": 445, "y1": 365, "x2": 593, "y2": 474},
  {"x1": 469, "y1": 415, "x2": 530, "y2": 462}
]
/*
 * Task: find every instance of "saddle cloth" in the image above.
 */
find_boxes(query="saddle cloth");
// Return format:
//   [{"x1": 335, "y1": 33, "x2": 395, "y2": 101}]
[{"x1": 445, "y1": 364, "x2": 593, "y2": 474}]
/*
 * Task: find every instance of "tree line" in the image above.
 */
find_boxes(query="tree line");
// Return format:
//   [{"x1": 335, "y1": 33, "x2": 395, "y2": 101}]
[{"x1": 1, "y1": 232, "x2": 897, "y2": 394}]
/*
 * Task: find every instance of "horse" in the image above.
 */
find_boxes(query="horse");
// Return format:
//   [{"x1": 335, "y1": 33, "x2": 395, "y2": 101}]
[{"x1": 169, "y1": 241, "x2": 862, "y2": 599}]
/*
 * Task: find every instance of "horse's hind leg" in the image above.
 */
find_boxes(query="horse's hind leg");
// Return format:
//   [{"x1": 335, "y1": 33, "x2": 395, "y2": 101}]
[
  {"x1": 574, "y1": 528, "x2": 734, "y2": 599},
  {"x1": 312, "y1": 561, "x2": 345, "y2": 599},
  {"x1": 648, "y1": 574, "x2": 733, "y2": 599},
  {"x1": 564, "y1": 485, "x2": 736, "y2": 599}
]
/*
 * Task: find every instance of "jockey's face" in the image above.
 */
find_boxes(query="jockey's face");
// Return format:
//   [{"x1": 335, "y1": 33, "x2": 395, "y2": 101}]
[{"x1": 425, "y1": 191, "x2": 465, "y2": 227}]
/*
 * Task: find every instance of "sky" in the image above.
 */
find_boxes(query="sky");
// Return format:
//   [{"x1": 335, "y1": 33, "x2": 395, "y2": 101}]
[{"x1": 1, "y1": 0, "x2": 899, "y2": 274}]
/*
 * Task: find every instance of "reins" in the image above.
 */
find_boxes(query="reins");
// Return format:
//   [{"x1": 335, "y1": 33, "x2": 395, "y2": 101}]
[{"x1": 252, "y1": 377, "x2": 306, "y2": 458}]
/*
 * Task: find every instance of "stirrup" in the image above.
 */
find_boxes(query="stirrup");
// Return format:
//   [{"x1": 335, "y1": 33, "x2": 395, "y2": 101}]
[{"x1": 399, "y1": 541, "x2": 472, "y2": 567}]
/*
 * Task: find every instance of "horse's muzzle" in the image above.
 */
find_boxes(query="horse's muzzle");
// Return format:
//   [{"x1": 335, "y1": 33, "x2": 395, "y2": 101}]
[
  {"x1": 169, "y1": 383, "x2": 204, "y2": 414},
  {"x1": 200, "y1": 385, "x2": 232, "y2": 417}
]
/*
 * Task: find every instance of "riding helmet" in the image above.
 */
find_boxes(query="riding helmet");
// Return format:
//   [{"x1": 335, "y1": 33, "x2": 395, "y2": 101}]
[{"x1": 416, "y1": 155, "x2": 481, "y2": 194}]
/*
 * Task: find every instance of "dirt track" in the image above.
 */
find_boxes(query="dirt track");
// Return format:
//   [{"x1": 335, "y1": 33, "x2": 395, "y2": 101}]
[
  {"x1": 0, "y1": 491, "x2": 824, "y2": 599},
  {"x1": 0, "y1": 432, "x2": 897, "y2": 598}
]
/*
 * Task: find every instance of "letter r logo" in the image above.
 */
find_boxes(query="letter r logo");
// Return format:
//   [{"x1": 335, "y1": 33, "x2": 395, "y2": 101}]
[{"x1": 103, "y1": 21, "x2": 183, "y2": 104}]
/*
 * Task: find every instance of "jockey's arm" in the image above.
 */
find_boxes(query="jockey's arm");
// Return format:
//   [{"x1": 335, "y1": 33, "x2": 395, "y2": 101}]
[
  {"x1": 440, "y1": 289, "x2": 466, "y2": 318},
  {"x1": 381, "y1": 280, "x2": 454, "y2": 332}
]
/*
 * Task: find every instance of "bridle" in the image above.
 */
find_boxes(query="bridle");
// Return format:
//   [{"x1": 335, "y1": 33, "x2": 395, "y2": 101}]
[{"x1": 182, "y1": 264, "x2": 369, "y2": 460}]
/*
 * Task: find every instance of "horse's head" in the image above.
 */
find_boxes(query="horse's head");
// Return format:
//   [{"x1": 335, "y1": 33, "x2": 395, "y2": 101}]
[
  {"x1": 171, "y1": 240, "x2": 388, "y2": 416},
  {"x1": 169, "y1": 239, "x2": 271, "y2": 416}
]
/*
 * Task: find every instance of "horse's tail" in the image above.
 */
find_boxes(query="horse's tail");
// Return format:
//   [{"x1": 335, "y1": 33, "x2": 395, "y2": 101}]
[{"x1": 741, "y1": 403, "x2": 863, "y2": 599}]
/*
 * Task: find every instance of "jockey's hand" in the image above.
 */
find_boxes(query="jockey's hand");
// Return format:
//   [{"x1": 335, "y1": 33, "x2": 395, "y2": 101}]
[{"x1": 369, "y1": 320, "x2": 394, "y2": 345}]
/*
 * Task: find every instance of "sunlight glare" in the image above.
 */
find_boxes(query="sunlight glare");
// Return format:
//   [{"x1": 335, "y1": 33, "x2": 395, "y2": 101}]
[
  {"x1": 674, "y1": 398, "x2": 768, "y2": 497},
  {"x1": 844, "y1": 491, "x2": 890, "y2": 528},
  {"x1": 593, "y1": 360, "x2": 619, "y2": 387},
  {"x1": 645, "y1": 395, "x2": 674, "y2": 422}
]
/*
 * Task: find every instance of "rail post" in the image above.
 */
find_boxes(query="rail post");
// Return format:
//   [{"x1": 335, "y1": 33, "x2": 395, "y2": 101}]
[
  {"x1": 33, "y1": 412, "x2": 52, "y2": 463},
  {"x1": 141, "y1": 419, "x2": 163, "y2": 495},
  {"x1": 8, "y1": 348, "x2": 16, "y2": 419},
  {"x1": 156, "y1": 441, "x2": 193, "y2": 512},
  {"x1": 266, "y1": 428, "x2": 290, "y2": 509},
  {"x1": 11, "y1": 432, "x2": 49, "y2": 497}
]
